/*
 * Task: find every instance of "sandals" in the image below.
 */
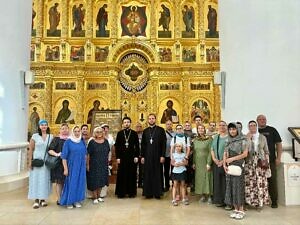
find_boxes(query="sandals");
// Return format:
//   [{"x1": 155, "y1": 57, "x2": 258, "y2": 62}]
[
  {"x1": 32, "y1": 202, "x2": 39, "y2": 209},
  {"x1": 40, "y1": 200, "x2": 48, "y2": 207},
  {"x1": 98, "y1": 197, "x2": 104, "y2": 203},
  {"x1": 171, "y1": 200, "x2": 178, "y2": 206},
  {"x1": 235, "y1": 211, "x2": 245, "y2": 220},
  {"x1": 229, "y1": 210, "x2": 238, "y2": 218},
  {"x1": 230, "y1": 210, "x2": 245, "y2": 220},
  {"x1": 182, "y1": 199, "x2": 189, "y2": 205}
]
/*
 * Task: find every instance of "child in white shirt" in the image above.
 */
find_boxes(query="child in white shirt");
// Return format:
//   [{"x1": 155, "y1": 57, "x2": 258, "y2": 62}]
[{"x1": 171, "y1": 143, "x2": 188, "y2": 206}]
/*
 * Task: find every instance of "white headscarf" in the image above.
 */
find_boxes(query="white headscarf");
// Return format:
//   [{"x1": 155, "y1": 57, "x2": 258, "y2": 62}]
[
  {"x1": 69, "y1": 125, "x2": 82, "y2": 143},
  {"x1": 252, "y1": 131, "x2": 259, "y2": 152}
]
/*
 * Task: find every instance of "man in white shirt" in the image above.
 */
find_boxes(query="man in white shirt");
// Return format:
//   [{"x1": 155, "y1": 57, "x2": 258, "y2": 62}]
[
  {"x1": 192, "y1": 115, "x2": 203, "y2": 135},
  {"x1": 170, "y1": 124, "x2": 191, "y2": 202},
  {"x1": 170, "y1": 124, "x2": 190, "y2": 161}
]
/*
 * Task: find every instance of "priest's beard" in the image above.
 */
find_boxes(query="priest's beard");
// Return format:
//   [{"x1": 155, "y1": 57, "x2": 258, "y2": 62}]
[{"x1": 148, "y1": 122, "x2": 156, "y2": 126}]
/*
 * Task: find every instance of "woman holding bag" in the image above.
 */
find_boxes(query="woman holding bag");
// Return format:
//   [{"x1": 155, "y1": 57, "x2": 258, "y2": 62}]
[
  {"x1": 245, "y1": 120, "x2": 270, "y2": 209},
  {"x1": 28, "y1": 119, "x2": 53, "y2": 209},
  {"x1": 48, "y1": 123, "x2": 69, "y2": 205},
  {"x1": 223, "y1": 122, "x2": 249, "y2": 220}
]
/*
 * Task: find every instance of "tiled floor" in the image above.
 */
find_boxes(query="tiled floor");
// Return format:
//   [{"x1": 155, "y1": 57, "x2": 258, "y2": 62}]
[{"x1": 0, "y1": 185, "x2": 299, "y2": 225}]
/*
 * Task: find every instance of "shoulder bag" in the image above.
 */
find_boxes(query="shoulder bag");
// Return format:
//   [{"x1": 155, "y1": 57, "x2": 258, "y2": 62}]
[{"x1": 31, "y1": 135, "x2": 50, "y2": 167}]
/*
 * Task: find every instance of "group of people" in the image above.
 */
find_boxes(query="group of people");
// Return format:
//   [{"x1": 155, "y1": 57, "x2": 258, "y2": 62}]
[
  {"x1": 161, "y1": 114, "x2": 281, "y2": 220},
  {"x1": 28, "y1": 114, "x2": 282, "y2": 220},
  {"x1": 28, "y1": 122, "x2": 113, "y2": 209}
]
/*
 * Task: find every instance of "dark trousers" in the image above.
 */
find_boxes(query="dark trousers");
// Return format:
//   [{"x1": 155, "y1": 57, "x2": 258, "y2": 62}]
[
  {"x1": 138, "y1": 160, "x2": 144, "y2": 188},
  {"x1": 212, "y1": 163, "x2": 226, "y2": 204},
  {"x1": 187, "y1": 155, "x2": 195, "y2": 190},
  {"x1": 268, "y1": 162, "x2": 278, "y2": 204},
  {"x1": 163, "y1": 157, "x2": 171, "y2": 189}
]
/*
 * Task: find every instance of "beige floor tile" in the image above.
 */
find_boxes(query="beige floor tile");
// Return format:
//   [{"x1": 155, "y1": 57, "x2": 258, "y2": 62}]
[{"x1": 0, "y1": 185, "x2": 299, "y2": 225}]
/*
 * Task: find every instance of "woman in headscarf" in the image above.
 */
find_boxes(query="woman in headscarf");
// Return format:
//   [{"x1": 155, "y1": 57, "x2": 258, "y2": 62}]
[
  {"x1": 223, "y1": 123, "x2": 249, "y2": 220},
  {"x1": 48, "y1": 123, "x2": 69, "y2": 205},
  {"x1": 86, "y1": 127, "x2": 110, "y2": 204},
  {"x1": 245, "y1": 120, "x2": 270, "y2": 209},
  {"x1": 193, "y1": 124, "x2": 213, "y2": 203},
  {"x1": 60, "y1": 125, "x2": 86, "y2": 209},
  {"x1": 28, "y1": 119, "x2": 53, "y2": 209}
]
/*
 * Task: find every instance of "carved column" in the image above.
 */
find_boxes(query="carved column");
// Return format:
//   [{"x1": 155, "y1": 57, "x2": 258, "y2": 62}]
[
  {"x1": 36, "y1": 0, "x2": 43, "y2": 38},
  {"x1": 174, "y1": 0, "x2": 181, "y2": 39},
  {"x1": 86, "y1": 0, "x2": 93, "y2": 38},
  {"x1": 148, "y1": 71, "x2": 158, "y2": 114},
  {"x1": 110, "y1": 0, "x2": 118, "y2": 39},
  {"x1": 150, "y1": 0, "x2": 156, "y2": 41},
  {"x1": 109, "y1": 71, "x2": 118, "y2": 109},
  {"x1": 77, "y1": 74, "x2": 85, "y2": 123},
  {"x1": 61, "y1": 0, "x2": 68, "y2": 38},
  {"x1": 198, "y1": 0, "x2": 205, "y2": 39},
  {"x1": 182, "y1": 73, "x2": 190, "y2": 122},
  {"x1": 44, "y1": 72, "x2": 53, "y2": 123},
  {"x1": 86, "y1": 0, "x2": 93, "y2": 64},
  {"x1": 213, "y1": 83, "x2": 221, "y2": 122}
]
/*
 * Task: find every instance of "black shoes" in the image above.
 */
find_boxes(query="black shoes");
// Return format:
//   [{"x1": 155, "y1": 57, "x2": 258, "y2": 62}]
[{"x1": 271, "y1": 203, "x2": 278, "y2": 208}]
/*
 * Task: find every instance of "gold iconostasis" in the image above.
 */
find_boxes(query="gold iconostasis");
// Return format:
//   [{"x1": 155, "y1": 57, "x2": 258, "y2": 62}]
[{"x1": 29, "y1": 0, "x2": 220, "y2": 134}]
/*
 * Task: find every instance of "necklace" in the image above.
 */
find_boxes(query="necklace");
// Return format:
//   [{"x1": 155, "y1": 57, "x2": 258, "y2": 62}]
[
  {"x1": 123, "y1": 129, "x2": 131, "y2": 148},
  {"x1": 149, "y1": 126, "x2": 156, "y2": 144}
]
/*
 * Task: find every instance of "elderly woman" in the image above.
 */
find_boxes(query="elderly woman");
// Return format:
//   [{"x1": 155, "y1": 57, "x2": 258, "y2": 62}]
[
  {"x1": 223, "y1": 123, "x2": 249, "y2": 220},
  {"x1": 60, "y1": 126, "x2": 86, "y2": 209},
  {"x1": 86, "y1": 127, "x2": 110, "y2": 204},
  {"x1": 28, "y1": 119, "x2": 53, "y2": 209},
  {"x1": 193, "y1": 124, "x2": 213, "y2": 203},
  {"x1": 48, "y1": 123, "x2": 69, "y2": 205},
  {"x1": 245, "y1": 120, "x2": 270, "y2": 209}
]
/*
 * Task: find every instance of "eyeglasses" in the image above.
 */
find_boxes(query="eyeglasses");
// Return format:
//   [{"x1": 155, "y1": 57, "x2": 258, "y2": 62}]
[{"x1": 176, "y1": 127, "x2": 183, "y2": 130}]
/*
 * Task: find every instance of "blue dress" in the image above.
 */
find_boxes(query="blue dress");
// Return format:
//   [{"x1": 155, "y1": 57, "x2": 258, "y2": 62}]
[
  {"x1": 87, "y1": 139, "x2": 110, "y2": 191},
  {"x1": 28, "y1": 134, "x2": 53, "y2": 200},
  {"x1": 60, "y1": 138, "x2": 86, "y2": 205}
]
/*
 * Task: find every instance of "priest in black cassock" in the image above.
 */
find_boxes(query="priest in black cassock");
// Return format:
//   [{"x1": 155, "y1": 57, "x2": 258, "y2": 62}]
[
  {"x1": 141, "y1": 113, "x2": 166, "y2": 199},
  {"x1": 115, "y1": 117, "x2": 140, "y2": 198}
]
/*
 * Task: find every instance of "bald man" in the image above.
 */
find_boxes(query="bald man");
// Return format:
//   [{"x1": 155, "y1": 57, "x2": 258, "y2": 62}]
[{"x1": 257, "y1": 114, "x2": 282, "y2": 208}]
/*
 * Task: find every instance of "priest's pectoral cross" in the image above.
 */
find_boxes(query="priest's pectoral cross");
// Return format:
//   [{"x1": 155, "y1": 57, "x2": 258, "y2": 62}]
[
  {"x1": 150, "y1": 138, "x2": 153, "y2": 144},
  {"x1": 125, "y1": 141, "x2": 129, "y2": 148}
]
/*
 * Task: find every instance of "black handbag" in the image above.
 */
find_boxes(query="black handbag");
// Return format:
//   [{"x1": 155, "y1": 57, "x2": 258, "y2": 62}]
[
  {"x1": 45, "y1": 154, "x2": 60, "y2": 169},
  {"x1": 31, "y1": 158, "x2": 45, "y2": 167},
  {"x1": 31, "y1": 136, "x2": 50, "y2": 167}
]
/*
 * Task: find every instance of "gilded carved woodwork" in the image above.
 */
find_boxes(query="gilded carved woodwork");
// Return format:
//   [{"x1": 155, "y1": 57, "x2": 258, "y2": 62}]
[{"x1": 29, "y1": 0, "x2": 221, "y2": 133}]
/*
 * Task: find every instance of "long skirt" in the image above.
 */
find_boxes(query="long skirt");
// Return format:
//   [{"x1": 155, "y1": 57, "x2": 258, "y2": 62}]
[
  {"x1": 224, "y1": 169, "x2": 245, "y2": 207},
  {"x1": 245, "y1": 159, "x2": 270, "y2": 207}
]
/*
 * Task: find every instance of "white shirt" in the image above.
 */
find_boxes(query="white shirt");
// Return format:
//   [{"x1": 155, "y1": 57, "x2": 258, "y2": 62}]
[{"x1": 170, "y1": 135, "x2": 191, "y2": 154}]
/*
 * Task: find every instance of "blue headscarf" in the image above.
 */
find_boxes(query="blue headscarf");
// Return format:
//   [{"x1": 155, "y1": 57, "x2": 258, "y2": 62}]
[{"x1": 38, "y1": 119, "x2": 48, "y2": 125}]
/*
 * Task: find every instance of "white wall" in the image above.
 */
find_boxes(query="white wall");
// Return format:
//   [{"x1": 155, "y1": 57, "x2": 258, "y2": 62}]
[
  {"x1": 0, "y1": 0, "x2": 32, "y2": 145},
  {"x1": 219, "y1": 0, "x2": 300, "y2": 147},
  {"x1": 0, "y1": 0, "x2": 31, "y2": 177}
]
